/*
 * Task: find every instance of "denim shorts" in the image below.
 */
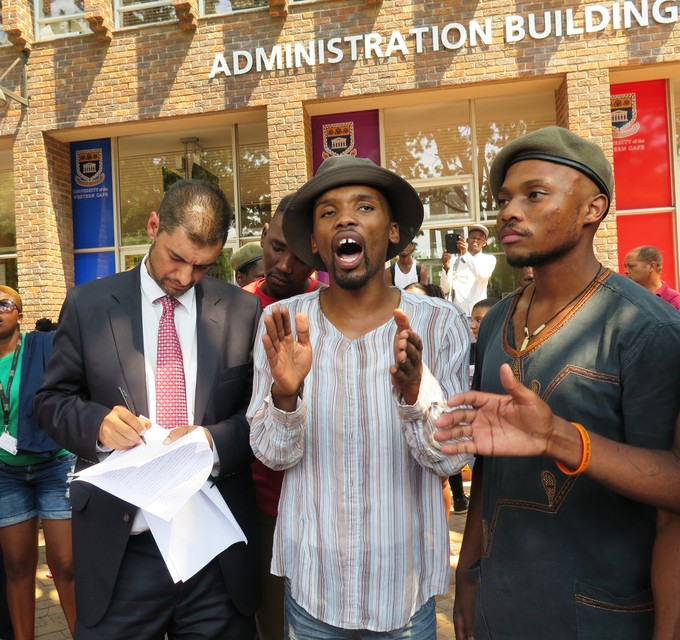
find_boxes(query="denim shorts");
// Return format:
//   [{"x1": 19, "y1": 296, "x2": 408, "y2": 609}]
[{"x1": 0, "y1": 452, "x2": 76, "y2": 527}]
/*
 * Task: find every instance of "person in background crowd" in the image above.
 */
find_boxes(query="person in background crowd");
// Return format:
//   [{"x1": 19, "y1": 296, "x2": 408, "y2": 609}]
[
  {"x1": 434, "y1": 126, "x2": 680, "y2": 640},
  {"x1": 0, "y1": 548, "x2": 13, "y2": 640},
  {"x1": 231, "y1": 241, "x2": 265, "y2": 287},
  {"x1": 35, "y1": 180, "x2": 262, "y2": 639},
  {"x1": 404, "y1": 281, "x2": 469, "y2": 518},
  {"x1": 0, "y1": 286, "x2": 76, "y2": 640},
  {"x1": 468, "y1": 296, "x2": 500, "y2": 387},
  {"x1": 453, "y1": 295, "x2": 500, "y2": 516},
  {"x1": 624, "y1": 245, "x2": 680, "y2": 310},
  {"x1": 244, "y1": 194, "x2": 325, "y2": 307},
  {"x1": 384, "y1": 241, "x2": 429, "y2": 288},
  {"x1": 404, "y1": 282, "x2": 444, "y2": 299},
  {"x1": 439, "y1": 224, "x2": 496, "y2": 316},
  {"x1": 243, "y1": 195, "x2": 324, "y2": 640},
  {"x1": 469, "y1": 297, "x2": 500, "y2": 350},
  {"x1": 249, "y1": 155, "x2": 471, "y2": 639},
  {"x1": 449, "y1": 296, "x2": 500, "y2": 516},
  {"x1": 517, "y1": 266, "x2": 534, "y2": 288},
  {"x1": 34, "y1": 318, "x2": 58, "y2": 332}
]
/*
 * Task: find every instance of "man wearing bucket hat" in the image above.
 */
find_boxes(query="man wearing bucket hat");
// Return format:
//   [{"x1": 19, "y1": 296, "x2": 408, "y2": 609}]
[
  {"x1": 432, "y1": 126, "x2": 680, "y2": 639},
  {"x1": 247, "y1": 155, "x2": 472, "y2": 638},
  {"x1": 439, "y1": 223, "x2": 496, "y2": 316}
]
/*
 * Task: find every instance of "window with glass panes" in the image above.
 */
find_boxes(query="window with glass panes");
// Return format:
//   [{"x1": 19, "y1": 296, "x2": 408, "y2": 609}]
[
  {"x1": 0, "y1": 150, "x2": 17, "y2": 289},
  {"x1": 109, "y1": 121, "x2": 269, "y2": 283},
  {"x1": 383, "y1": 92, "x2": 556, "y2": 297},
  {"x1": 201, "y1": 0, "x2": 266, "y2": 16},
  {"x1": 35, "y1": 0, "x2": 87, "y2": 40},
  {"x1": 0, "y1": 1, "x2": 8, "y2": 45},
  {"x1": 115, "y1": 0, "x2": 176, "y2": 28}
]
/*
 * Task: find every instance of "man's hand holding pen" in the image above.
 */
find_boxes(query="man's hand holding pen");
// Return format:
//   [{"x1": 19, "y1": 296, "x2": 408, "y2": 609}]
[{"x1": 98, "y1": 405, "x2": 151, "y2": 451}]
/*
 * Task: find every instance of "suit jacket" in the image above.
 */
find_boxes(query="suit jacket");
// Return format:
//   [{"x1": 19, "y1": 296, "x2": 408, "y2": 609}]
[{"x1": 34, "y1": 265, "x2": 262, "y2": 628}]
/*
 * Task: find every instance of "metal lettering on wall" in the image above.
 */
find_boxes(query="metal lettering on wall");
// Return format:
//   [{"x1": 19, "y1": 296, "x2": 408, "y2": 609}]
[{"x1": 210, "y1": 0, "x2": 680, "y2": 77}]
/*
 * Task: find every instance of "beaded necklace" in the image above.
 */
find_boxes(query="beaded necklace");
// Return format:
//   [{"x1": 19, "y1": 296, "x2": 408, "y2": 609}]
[{"x1": 520, "y1": 265, "x2": 603, "y2": 351}]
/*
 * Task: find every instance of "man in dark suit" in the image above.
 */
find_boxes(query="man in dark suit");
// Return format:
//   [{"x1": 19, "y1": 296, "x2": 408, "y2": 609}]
[{"x1": 35, "y1": 180, "x2": 261, "y2": 639}]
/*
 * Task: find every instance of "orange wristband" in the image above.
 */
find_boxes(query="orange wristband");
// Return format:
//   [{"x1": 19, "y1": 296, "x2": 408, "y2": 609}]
[{"x1": 555, "y1": 422, "x2": 591, "y2": 475}]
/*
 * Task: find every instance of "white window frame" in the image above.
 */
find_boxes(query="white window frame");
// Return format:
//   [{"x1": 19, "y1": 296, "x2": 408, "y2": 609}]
[
  {"x1": 34, "y1": 0, "x2": 88, "y2": 41},
  {"x1": 114, "y1": 0, "x2": 176, "y2": 30}
]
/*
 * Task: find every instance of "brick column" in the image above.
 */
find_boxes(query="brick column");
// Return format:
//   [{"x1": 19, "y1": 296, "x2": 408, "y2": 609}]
[
  {"x1": 267, "y1": 100, "x2": 308, "y2": 209},
  {"x1": 15, "y1": 131, "x2": 73, "y2": 325},
  {"x1": 556, "y1": 69, "x2": 617, "y2": 269},
  {"x1": 173, "y1": 0, "x2": 198, "y2": 31},
  {"x1": 2, "y1": 0, "x2": 33, "y2": 52},
  {"x1": 84, "y1": 0, "x2": 115, "y2": 42},
  {"x1": 268, "y1": 0, "x2": 287, "y2": 17}
]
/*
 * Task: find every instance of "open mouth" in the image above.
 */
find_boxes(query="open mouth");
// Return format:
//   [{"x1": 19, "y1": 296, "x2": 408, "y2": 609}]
[{"x1": 333, "y1": 233, "x2": 365, "y2": 270}]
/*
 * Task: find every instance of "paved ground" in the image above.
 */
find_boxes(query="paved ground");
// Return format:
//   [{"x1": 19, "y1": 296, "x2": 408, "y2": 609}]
[
  {"x1": 435, "y1": 509, "x2": 466, "y2": 640},
  {"x1": 35, "y1": 530, "x2": 72, "y2": 640},
  {"x1": 35, "y1": 504, "x2": 468, "y2": 639}
]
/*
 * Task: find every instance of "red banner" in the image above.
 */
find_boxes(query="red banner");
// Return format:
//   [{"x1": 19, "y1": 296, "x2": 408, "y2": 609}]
[
  {"x1": 610, "y1": 79, "x2": 671, "y2": 211},
  {"x1": 616, "y1": 212, "x2": 676, "y2": 289}
]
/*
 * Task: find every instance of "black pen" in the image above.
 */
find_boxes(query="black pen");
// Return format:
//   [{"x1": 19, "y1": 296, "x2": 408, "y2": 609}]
[{"x1": 118, "y1": 386, "x2": 146, "y2": 445}]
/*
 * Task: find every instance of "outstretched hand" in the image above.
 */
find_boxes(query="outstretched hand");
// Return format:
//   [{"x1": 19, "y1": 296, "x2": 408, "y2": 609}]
[
  {"x1": 262, "y1": 305, "x2": 312, "y2": 410},
  {"x1": 434, "y1": 363, "x2": 557, "y2": 457},
  {"x1": 390, "y1": 308, "x2": 423, "y2": 406}
]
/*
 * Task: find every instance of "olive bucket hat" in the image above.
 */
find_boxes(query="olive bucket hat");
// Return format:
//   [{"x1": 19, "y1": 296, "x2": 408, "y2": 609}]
[{"x1": 282, "y1": 155, "x2": 424, "y2": 272}]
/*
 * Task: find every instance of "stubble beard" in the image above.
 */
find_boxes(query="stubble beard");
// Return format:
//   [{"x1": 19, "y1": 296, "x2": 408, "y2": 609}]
[
  {"x1": 329, "y1": 254, "x2": 375, "y2": 291},
  {"x1": 147, "y1": 242, "x2": 193, "y2": 297},
  {"x1": 506, "y1": 235, "x2": 580, "y2": 268}
]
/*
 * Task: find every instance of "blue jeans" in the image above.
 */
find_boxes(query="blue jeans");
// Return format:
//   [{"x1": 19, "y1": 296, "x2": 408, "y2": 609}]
[
  {"x1": 0, "y1": 452, "x2": 76, "y2": 526},
  {"x1": 284, "y1": 580, "x2": 436, "y2": 640}
]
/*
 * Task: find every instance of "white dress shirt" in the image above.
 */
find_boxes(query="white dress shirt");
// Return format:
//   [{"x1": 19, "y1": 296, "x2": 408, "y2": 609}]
[
  {"x1": 440, "y1": 250, "x2": 496, "y2": 316},
  {"x1": 139, "y1": 256, "x2": 198, "y2": 425}
]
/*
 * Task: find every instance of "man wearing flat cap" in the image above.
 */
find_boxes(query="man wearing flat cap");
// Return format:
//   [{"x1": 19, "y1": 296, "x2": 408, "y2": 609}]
[
  {"x1": 433, "y1": 126, "x2": 680, "y2": 639},
  {"x1": 439, "y1": 223, "x2": 496, "y2": 316},
  {"x1": 247, "y1": 155, "x2": 472, "y2": 638},
  {"x1": 231, "y1": 241, "x2": 264, "y2": 287}
]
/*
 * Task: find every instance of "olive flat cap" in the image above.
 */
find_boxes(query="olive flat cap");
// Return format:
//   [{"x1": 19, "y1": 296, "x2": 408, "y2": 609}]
[
  {"x1": 230, "y1": 241, "x2": 262, "y2": 272},
  {"x1": 490, "y1": 126, "x2": 614, "y2": 213},
  {"x1": 283, "y1": 155, "x2": 424, "y2": 272}
]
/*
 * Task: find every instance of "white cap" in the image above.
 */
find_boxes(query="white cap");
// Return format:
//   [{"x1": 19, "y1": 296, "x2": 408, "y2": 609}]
[{"x1": 468, "y1": 224, "x2": 490, "y2": 238}]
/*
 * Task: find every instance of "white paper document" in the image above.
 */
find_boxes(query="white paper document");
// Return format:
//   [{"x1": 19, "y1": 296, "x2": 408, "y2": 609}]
[
  {"x1": 74, "y1": 422, "x2": 213, "y2": 521},
  {"x1": 146, "y1": 482, "x2": 247, "y2": 582},
  {"x1": 73, "y1": 421, "x2": 247, "y2": 582}
]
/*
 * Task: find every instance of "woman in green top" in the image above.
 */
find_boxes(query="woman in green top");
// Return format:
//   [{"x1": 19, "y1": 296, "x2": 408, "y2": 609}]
[{"x1": 0, "y1": 286, "x2": 75, "y2": 639}]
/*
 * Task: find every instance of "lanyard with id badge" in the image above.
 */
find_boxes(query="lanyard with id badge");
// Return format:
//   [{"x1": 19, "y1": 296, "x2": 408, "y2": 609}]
[{"x1": 0, "y1": 335, "x2": 22, "y2": 455}]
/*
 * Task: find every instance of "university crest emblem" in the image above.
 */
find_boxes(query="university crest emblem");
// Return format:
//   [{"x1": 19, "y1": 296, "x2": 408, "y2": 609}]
[
  {"x1": 75, "y1": 148, "x2": 105, "y2": 187},
  {"x1": 322, "y1": 122, "x2": 357, "y2": 159},
  {"x1": 611, "y1": 93, "x2": 640, "y2": 138}
]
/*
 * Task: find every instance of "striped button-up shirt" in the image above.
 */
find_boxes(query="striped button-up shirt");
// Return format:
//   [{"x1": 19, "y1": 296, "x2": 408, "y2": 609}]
[{"x1": 248, "y1": 289, "x2": 471, "y2": 632}]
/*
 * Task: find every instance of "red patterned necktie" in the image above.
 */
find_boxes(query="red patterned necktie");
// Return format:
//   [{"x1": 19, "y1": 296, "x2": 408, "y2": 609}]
[{"x1": 156, "y1": 295, "x2": 187, "y2": 430}]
